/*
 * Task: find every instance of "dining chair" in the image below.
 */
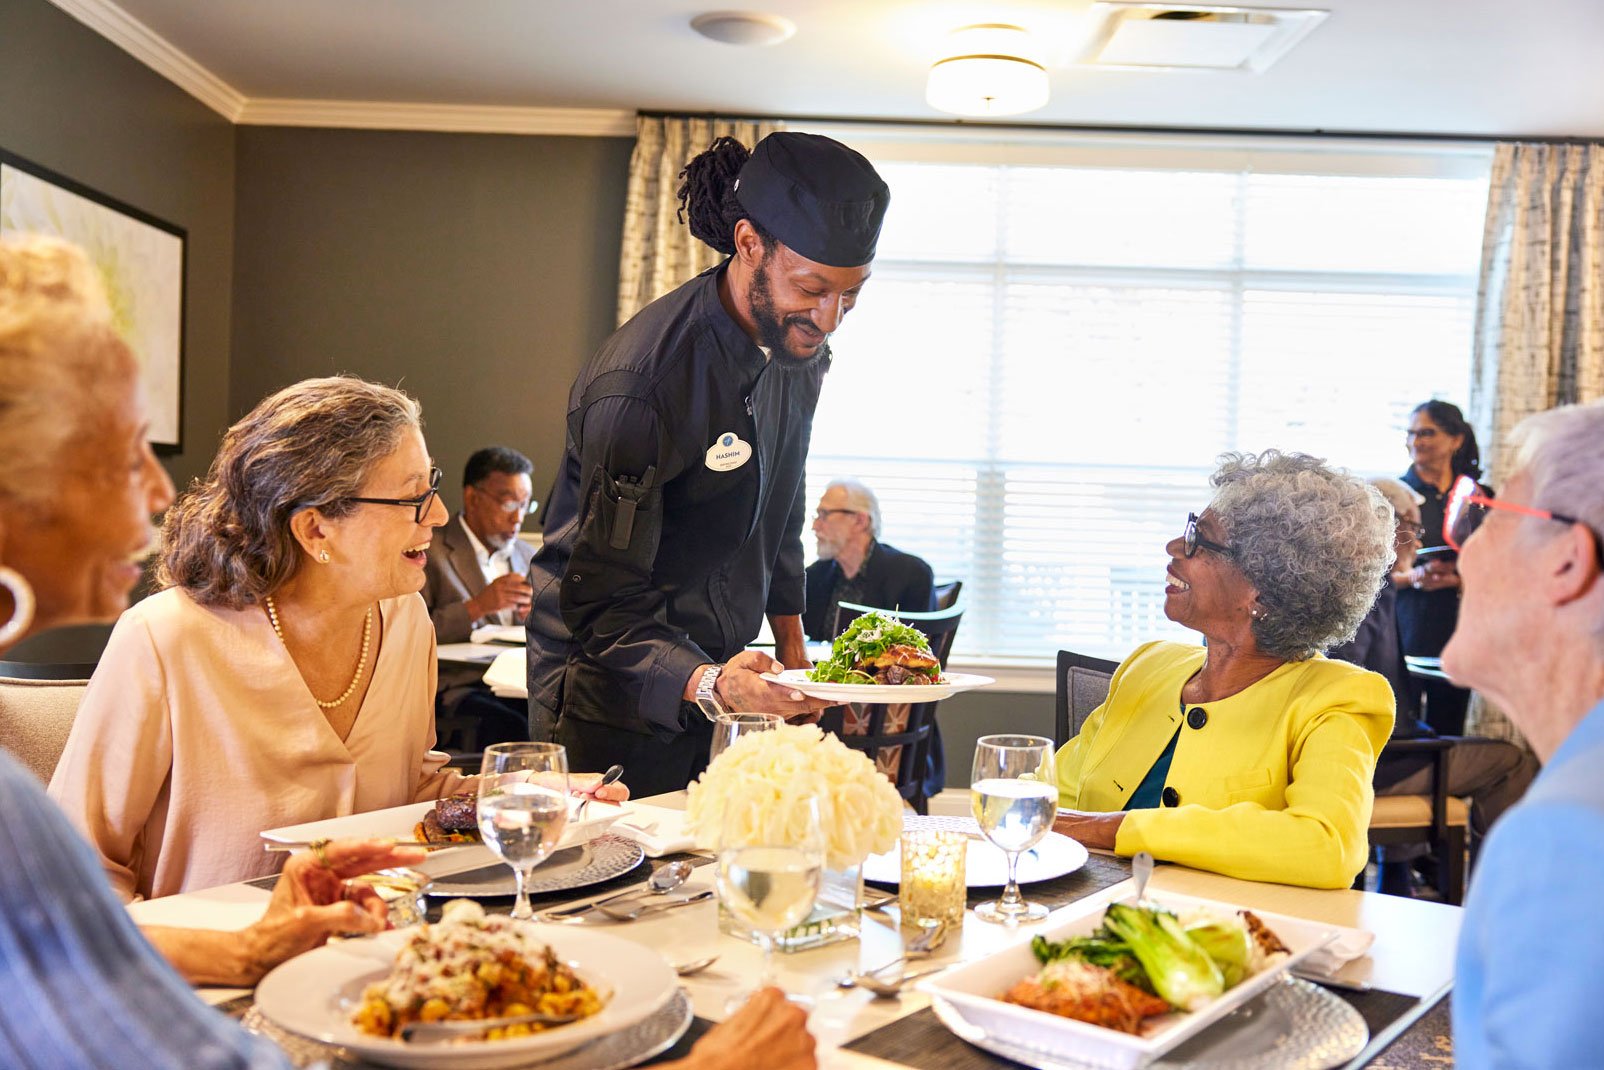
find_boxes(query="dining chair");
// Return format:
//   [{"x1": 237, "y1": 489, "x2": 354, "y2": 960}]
[
  {"x1": 1054, "y1": 650, "x2": 1120, "y2": 749},
  {"x1": 821, "y1": 601, "x2": 965, "y2": 815},
  {"x1": 0, "y1": 661, "x2": 92, "y2": 783},
  {"x1": 932, "y1": 580, "x2": 963, "y2": 612},
  {"x1": 1365, "y1": 738, "x2": 1469, "y2": 904}
]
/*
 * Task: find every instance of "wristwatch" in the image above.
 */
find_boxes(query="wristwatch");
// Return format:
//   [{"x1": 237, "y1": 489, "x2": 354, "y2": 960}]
[{"x1": 693, "y1": 664, "x2": 727, "y2": 722}]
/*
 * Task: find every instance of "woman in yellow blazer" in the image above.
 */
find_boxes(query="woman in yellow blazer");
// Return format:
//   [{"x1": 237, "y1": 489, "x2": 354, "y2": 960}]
[{"x1": 1055, "y1": 452, "x2": 1397, "y2": 889}]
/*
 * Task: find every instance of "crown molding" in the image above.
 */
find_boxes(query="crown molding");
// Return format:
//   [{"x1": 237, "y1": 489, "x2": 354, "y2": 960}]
[
  {"x1": 47, "y1": 0, "x2": 636, "y2": 137},
  {"x1": 237, "y1": 99, "x2": 637, "y2": 137},
  {"x1": 48, "y1": 0, "x2": 245, "y2": 120}
]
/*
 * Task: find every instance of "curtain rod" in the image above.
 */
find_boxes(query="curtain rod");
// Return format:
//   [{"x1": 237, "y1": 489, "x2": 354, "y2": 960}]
[{"x1": 636, "y1": 109, "x2": 1602, "y2": 146}]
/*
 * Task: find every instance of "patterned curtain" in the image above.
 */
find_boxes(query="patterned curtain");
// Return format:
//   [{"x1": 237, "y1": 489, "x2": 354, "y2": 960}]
[
  {"x1": 615, "y1": 115, "x2": 782, "y2": 326},
  {"x1": 1470, "y1": 142, "x2": 1604, "y2": 485}
]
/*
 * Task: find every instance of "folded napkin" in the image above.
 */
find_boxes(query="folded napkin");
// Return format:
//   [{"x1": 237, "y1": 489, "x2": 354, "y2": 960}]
[
  {"x1": 612, "y1": 803, "x2": 698, "y2": 857},
  {"x1": 482, "y1": 649, "x2": 529, "y2": 698},
  {"x1": 1297, "y1": 925, "x2": 1376, "y2": 977},
  {"x1": 471, "y1": 623, "x2": 526, "y2": 645}
]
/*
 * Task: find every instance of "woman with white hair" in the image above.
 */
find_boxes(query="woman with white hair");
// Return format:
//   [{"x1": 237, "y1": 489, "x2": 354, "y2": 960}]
[
  {"x1": 1054, "y1": 452, "x2": 1396, "y2": 889},
  {"x1": 1443, "y1": 400, "x2": 1604, "y2": 1069}
]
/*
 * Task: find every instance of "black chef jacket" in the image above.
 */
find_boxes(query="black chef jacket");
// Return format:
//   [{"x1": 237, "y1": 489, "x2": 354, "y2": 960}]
[{"x1": 526, "y1": 262, "x2": 826, "y2": 741}]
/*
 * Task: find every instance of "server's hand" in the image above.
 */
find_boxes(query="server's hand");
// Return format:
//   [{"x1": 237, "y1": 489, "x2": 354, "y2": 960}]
[{"x1": 716, "y1": 649, "x2": 832, "y2": 720}]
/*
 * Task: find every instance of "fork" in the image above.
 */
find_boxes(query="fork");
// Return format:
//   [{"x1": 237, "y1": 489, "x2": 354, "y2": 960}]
[
  {"x1": 595, "y1": 889, "x2": 714, "y2": 921},
  {"x1": 840, "y1": 919, "x2": 946, "y2": 987}
]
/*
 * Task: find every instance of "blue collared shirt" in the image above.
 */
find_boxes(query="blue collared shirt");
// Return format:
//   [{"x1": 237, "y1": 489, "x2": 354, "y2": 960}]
[{"x1": 1453, "y1": 697, "x2": 1604, "y2": 1069}]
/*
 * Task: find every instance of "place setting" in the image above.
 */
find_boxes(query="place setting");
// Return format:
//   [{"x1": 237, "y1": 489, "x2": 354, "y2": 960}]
[{"x1": 243, "y1": 744, "x2": 699, "y2": 1068}]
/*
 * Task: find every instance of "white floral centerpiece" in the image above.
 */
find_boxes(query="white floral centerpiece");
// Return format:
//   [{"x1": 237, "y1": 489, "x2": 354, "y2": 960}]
[{"x1": 686, "y1": 723, "x2": 904, "y2": 949}]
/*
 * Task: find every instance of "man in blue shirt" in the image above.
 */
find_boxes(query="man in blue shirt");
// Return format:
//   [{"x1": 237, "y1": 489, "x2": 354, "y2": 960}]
[{"x1": 1441, "y1": 399, "x2": 1604, "y2": 1069}]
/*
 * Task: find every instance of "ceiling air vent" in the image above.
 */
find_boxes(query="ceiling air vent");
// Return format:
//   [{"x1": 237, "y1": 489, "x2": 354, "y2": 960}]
[{"x1": 1080, "y1": 3, "x2": 1328, "y2": 73}]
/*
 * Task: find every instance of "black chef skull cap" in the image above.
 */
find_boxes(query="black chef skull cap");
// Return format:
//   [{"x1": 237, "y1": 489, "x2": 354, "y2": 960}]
[{"x1": 735, "y1": 132, "x2": 890, "y2": 269}]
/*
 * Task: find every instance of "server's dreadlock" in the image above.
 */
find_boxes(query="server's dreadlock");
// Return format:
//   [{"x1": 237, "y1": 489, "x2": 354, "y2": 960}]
[{"x1": 676, "y1": 136, "x2": 775, "y2": 256}]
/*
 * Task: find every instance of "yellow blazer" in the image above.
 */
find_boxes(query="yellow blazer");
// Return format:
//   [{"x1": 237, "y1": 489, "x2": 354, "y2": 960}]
[{"x1": 1055, "y1": 641, "x2": 1394, "y2": 889}]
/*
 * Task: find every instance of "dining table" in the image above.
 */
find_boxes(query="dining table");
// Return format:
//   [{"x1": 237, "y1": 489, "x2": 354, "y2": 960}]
[{"x1": 127, "y1": 789, "x2": 1462, "y2": 1070}]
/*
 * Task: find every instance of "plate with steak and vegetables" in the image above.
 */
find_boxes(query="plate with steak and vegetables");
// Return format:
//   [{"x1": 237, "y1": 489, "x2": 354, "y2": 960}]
[{"x1": 765, "y1": 610, "x2": 993, "y2": 702}]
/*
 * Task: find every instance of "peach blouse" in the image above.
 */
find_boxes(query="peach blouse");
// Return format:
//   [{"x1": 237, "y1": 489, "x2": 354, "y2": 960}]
[{"x1": 48, "y1": 588, "x2": 468, "y2": 900}]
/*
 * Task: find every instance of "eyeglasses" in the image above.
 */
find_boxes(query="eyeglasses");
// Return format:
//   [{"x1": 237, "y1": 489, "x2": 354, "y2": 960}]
[
  {"x1": 1404, "y1": 428, "x2": 1441, "y2": 441},
  {"x1": 344, "y1": 466, "x2": 442, "y2": 524},
  {"x1": 471, "y1": 484, "x2": 535, "y2": 517},
  {"x1": 813, "y1": 508, "x2": 862, "y2": 522},
  {"x1": 1183, "y1": 512, "x2": 1234, "y2": 559},
  {"x1": 1396, "y1": 522, "x2": 1427, "y2": 544},
  {"x1": 1445, "y1": 474, "x2": 1602, "y2": 560}
]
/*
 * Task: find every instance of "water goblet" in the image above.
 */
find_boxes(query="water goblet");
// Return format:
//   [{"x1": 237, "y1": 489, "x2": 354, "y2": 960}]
[
  {"x1": 709, "y1": 712, "x2": 784, "y2": 763},
  {"x1": 715, "y1": 795, "x2": 825, "y2": 1007},
  {"x1": 478, "y1": 742, "x2": 569, "y2": 921},
  {"x1": 970, "y1": 734, "x2": 1057, "y2": 924}
]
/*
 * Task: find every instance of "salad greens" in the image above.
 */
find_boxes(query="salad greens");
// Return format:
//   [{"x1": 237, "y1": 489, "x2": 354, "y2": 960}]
[
  {"x1": 808, "y1": 610, "x2": 937, "y2": 684},
  {"x1": 1032, "y1": 903, "x2": 1247, "y2": 1012}
]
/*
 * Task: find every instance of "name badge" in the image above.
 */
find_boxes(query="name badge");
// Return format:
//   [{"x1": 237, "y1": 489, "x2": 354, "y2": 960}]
[{"x1": 704, "y1": 432, "x2": 752, "y2": 472}]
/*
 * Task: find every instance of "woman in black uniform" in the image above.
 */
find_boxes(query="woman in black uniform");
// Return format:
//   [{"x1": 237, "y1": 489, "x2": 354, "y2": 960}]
[{"x1": 1397, "y1": 400, "x2": 1489, "y2": 734}]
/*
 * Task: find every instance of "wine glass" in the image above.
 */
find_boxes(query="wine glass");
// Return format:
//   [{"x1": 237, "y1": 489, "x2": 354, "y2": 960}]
[
  {"x1": 970, "y1": 734, "x2": 1057, "y2": 924},
  {"x1": 715, "y1": 794, "x2": 824, "y2": 1005},
  {"x1": 478, "y1": 742, "x2": 569, "y2": 921},
  {"x1": 709, "y1": 712, "x2": 784, "y2": 763}
]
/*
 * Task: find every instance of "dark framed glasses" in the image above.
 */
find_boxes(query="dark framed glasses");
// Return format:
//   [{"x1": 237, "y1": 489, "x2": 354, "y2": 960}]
[
  {"x1": 813, "y1": 508, "x2": 862, "y2": 522},
  {"x1": 344, "y1": 466, "x2": 442, "y2": 523},
  {"x1": 1445, "y1": 474, "x2": 1602, "y2": 560},
  {"x1": 1184, "y1": 512, "x2": 1234, "y2": 559}
]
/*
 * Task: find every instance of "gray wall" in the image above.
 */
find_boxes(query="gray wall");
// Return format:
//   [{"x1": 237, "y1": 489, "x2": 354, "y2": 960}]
[
  {"x1": 230, "y1": 127, "x2": 633, "y2": 517},
  {"x1": 0, "y1": 0, "x2": 236, "y2": 494},
  {"x1": 937, "y1": 690, "x2": 1056, "y2": 788}
]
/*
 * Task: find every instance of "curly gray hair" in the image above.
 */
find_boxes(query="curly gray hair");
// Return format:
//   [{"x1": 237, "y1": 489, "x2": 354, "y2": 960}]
[
  {"x1": 1210, "y1": 451, "x2": 1394, "y2": 660},
  {"x1": 158, "y1": 376, "x2": 422, "y2": 609}
]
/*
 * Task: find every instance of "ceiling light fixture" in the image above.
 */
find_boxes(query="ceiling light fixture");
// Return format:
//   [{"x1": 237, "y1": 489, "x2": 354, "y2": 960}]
[
  {"x1": 926, "y1": 24, "x2": 1050, "y2": 119},
  {"x1": 690, "y1": 11, "x2": 797, "y2": 47}
]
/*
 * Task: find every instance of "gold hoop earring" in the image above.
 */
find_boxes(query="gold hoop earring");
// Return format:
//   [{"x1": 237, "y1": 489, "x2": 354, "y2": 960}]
[{"x1": 0, "y1": 565, "x2": 38, "y2": 647}]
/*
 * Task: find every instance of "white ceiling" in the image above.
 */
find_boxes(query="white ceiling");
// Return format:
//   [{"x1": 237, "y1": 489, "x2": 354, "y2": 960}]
[{"x1": 63, "y1": 0, "x2": 1604, "y2": 137}]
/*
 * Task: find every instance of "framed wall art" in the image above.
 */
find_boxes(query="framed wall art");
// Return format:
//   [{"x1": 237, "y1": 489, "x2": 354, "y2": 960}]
[{"x1": 0, "y1": 148, "x2": 187, "y2": 453}]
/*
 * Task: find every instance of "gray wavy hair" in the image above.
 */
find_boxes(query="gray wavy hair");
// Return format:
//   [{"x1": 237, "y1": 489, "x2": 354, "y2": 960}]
[
  {"x1": 1210, "y1": 451, "x2": 1394, "y2": 660},
  {"x1": 158, "y1": 376, "x2": 422, "y2": 608}
]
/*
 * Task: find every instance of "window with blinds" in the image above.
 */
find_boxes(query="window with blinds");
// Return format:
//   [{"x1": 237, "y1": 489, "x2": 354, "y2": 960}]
[{"x1": 798, "y1": 131, "x2": 1492, "y2": 664}]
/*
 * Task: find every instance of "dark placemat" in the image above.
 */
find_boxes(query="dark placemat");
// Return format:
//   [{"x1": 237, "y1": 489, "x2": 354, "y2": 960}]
[
  {"x1": 644, "y1": 1016, "x2": 716, "y2": 1065},
  {"x1": 967, "y1": 852, "x2": 1134, "y2": 912},
  {"x1": 846, "y1": 985, "x2": 1423, "y2": 1070},
  {"x1": 867, "y1": 850, "x2": 1132, "y2": 913},
  {"x1": 1347, "y1": 993, "x2": 1451, "y2": 1070}
]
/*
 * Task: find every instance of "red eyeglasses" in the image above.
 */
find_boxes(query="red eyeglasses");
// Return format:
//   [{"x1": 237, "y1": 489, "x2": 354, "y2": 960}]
[{"x1": 1444, "y1": 474, "x2": 1601, "y2": 559}]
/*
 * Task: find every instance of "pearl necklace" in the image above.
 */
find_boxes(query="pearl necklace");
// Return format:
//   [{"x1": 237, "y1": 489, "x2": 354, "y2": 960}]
[{"x1": 264, "y1": 595, "x2": 373, "y2": 709}]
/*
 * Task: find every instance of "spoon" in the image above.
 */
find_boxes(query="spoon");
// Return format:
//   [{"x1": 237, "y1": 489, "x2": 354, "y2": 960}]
[
  {"x1": 673, "y1": 955, "x2": 720, "y2": 976},
  {"x1": 1130, "y1": 850, "x2": 1154, "y2": 905},
  {"x1": 851, "y1": 964, "x2": 951, "y2": 999},
  {"x1": 595, "y1": 889, "x2": 714, "y2": 921},
  {"x1": 538, "y1": 860, "x2": 692, "y2": 921},
  {"x1": 573, "y1": 764, "x2": 625, "y2": 821},
  {"x1": 839, "y1": 920, "x2": 946, "y2": 988}
]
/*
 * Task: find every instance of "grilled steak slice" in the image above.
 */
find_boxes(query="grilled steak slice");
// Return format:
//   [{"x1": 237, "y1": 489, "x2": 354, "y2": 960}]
[{"x1": 435, "y1": 792, "x2": 478, "y2": 830}]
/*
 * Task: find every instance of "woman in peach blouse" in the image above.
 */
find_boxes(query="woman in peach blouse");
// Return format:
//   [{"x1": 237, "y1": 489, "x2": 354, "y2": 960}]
[{"x1": 49, "y1": 376, "x2": 623, "y2": 899}]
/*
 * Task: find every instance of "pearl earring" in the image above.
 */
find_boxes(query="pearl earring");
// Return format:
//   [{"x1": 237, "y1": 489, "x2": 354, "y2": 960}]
[{"x1": 319, "y1": 551, "x2": 331, "y2": 563}]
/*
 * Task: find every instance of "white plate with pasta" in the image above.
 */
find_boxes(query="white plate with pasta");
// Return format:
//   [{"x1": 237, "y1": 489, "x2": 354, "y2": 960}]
[{"x1": 254, "y1": 908, "x2": 676, "y2": 1070}]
